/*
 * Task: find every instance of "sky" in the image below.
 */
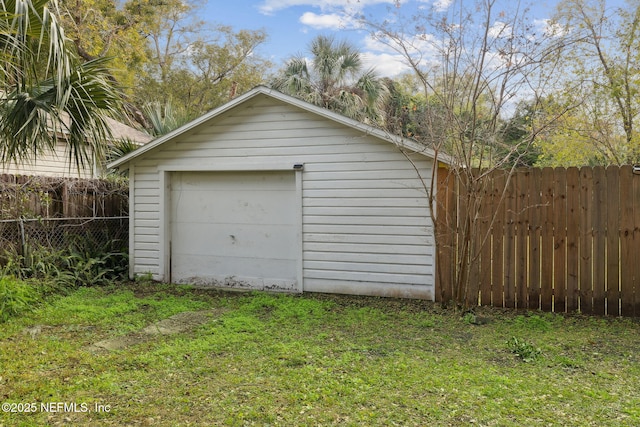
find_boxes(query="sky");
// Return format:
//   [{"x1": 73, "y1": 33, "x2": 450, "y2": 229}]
[
  {"x1": 205, "y1": 0, "x2": 556, "y2": 77},
  {"x1": 206, "y1": 0, "x2": 624, "y2": 78}
]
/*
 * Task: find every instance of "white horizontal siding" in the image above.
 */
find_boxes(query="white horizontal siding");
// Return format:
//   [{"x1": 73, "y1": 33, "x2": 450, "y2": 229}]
[
  {"x1": 304, "y1": 188, "x2": 425, "y2": 199},
  {"x1": 304, "y1": 215, "x2": 427, "y2": 227},
  {"x1": 135, "y1": 234, "x2": 160, "y2": 243},
  {"x1": 305, "y1": 206, "x2": 427, "y2": 216},
  {"x1": 151, "y1": 148, "x2": 404, "y2": 164},
  {"x1": 304, "y1": 224, "x2": 428, "y2": 235},
  {"x1": 133, "y1": 195, "x2": 159, "y2": 205},
  {"x1": 134, "y1": 242, "x2": 158, "y2": 251},
  {"x1": 303, "y1": 160, "x2": 428, "y2": 172},
  {"x1": 304, "y1": 170, "x2": 429, "y2": 181},
  {"x1": 1, "y1": 141, "x2": 96, "y2": 178},
  {"x1": 305, "y1": 251, "x2": 431, "y2": 266},
  {"x1": 130, "y1": 94, "x2": 435, "y2": 298},
  {"x1": 301, "y1": 134, "x2": 433, "y2": 297},
  {"x1": 304, "y1": 269, "x2": 431, "y2": 285},
  {"x1": 304, "y1": 242, "x2": 431, "y2": 255},
  {"x1": 302, "y1": 279, "x2": 433, "y2": 299},
  {"x1": 131, "y1": 168, "x2": 161, "y2": 279},
  {"x1": 134, "y1": 211, "x2": 159, "y2": 220},
  {"x1": 303, "y1": 197, "x2": 427, "y2": 208},
  {"x1": 304, "y1": 178, "x2": 428, "y2": 190},
  {"x1": 134, "y1": 202, "x2": 160, "y2": 212},
  {"x1": 305, "y1": 233, "x2": 429, "y2": 246}
]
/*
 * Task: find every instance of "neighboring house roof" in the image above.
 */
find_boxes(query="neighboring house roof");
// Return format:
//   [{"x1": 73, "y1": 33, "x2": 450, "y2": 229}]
[
  {"x1": 53, "y1": 113, "x2": 152, "y2": 145},
  {"x1": 108, "y1": 86, "x2": 448, "y2": 170},
  {"x1": 1, "y1": 114, "x2": 152, "y2": 178},
  {"x1": 103, "y1": 117, "x2": 153, "y2": 145}
]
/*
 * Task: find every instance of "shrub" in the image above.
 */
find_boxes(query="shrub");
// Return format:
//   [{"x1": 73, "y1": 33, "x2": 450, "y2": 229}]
[
  {"x1": 61, "y1": 249, "x2": 118, "y2": 287},
  {"x1": 1, "y1": 241, "x2": 128, "y2": 290}
]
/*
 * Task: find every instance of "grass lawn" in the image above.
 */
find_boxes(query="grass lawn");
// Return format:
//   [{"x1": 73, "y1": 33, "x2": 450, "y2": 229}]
[{"x1": 1, "y1": 282, "x2": 639, "y2": 426}]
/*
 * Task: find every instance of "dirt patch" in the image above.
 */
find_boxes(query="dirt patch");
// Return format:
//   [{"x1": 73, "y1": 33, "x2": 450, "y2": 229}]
[{"x1": 86, "y1": 309, "x2": 225, "y2": 352}]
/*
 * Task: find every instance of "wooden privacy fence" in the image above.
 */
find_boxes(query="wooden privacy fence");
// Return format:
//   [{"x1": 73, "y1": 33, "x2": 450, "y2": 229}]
[
  {"x1": 0, "y1": 174, "x2": 128, "y2": 219},
  {"x1": 436, "y1": 165, "x2": 640, "y2": 317}
]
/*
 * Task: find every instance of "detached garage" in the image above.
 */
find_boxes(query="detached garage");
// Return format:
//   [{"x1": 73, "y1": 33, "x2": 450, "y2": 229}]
[{"x1": 109, "y1": 86, "x2": 443, "y2": 300}]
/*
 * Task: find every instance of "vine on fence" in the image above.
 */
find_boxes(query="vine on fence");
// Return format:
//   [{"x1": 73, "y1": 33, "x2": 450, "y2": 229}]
[{"x1": 0, "y1": 174, "x2": 128, "y2": 219}]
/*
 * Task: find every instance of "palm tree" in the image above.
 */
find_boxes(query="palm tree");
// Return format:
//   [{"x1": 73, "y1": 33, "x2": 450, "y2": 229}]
[
  {"x1": 143, "y1": 100, "x2": 191, "y2": 137},
  {"x1": 0, "y1": 0, "x2": 122, "y2": 169},
  {"x1": 271, "y1": 35, "x2": 388, "y2": 124}
]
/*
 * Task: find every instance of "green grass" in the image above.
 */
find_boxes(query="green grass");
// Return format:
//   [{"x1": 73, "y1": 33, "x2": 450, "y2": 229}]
[{"x1": 1, "y1": 283, "x2": 639, "y2": 426}]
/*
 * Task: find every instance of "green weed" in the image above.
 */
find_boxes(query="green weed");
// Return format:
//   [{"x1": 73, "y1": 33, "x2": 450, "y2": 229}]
[
  {"x1": 513, "y1": 313, "x2": 554, "y2": 331},
  {"x1": 506, "y1": 336, "x2": 543, "y2": 362},
  {"x1": 555, "y1": 355, "x2": 583, "y2": 369},
  {"x1": 462, "y1": 312, "x2": 476, "y2": 324},
  {"x1": 134, "y1": 272, "x2": 154, "y2": 285},
  {"x1": 0, "y1": 276, "x2": 36, "y2": 321}
]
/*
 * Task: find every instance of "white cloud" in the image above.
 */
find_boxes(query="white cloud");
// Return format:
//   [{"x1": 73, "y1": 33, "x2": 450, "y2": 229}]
[
  {"x1": 365, "y1": 32, "x2": 440, "y2": 62},
  {"x1": 259, "y1": 0, "x2": 396, "y2": 15},
  {"x1": 361, "y1": 32, "x2": 442, "y2": 77},
  {"x1": 533, "y1": 18, "x2": 568, "y2": 38},
  {"x1": 362, "y1": 35, "x2": 397, "y2": 54},
  {"x1": 299, "y1": 12, "x2": 355, "y2": 30},
  {"x1": 361, "y1": 52, "x2": 411, "y2": 77},
  {"x1": 488, "y1": 21, "x2": 512, "y2": 38},
  {"x1": 432, "y1": 0, "x2": 453, "y2": 13}
]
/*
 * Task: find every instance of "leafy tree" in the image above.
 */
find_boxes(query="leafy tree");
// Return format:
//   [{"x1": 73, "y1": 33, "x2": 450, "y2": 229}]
[
  {"x1": 270, "y1": 35, "x2": 389, "y2": 124},
  {"x1": 58, "y1": 0, "x2": 150, "y2": 92},
  {"x1": 552, "y1": 0, "x2": 640, "y2": 164},
  {"x1": 535, "y1": 117, "x2": 611, "y2": 166},
  {"x1": 0, "y1": 0, "x2": 122, "y2": 168},
  {"x1": 497, "y1": 101, "x2": 543, "y2": 167},
  {"x1": 533, "y1": 104, "x2": 617, "y2": 167},
  {"x1": 383, "y1": 75, "x2": 446, "y2": 141},
  {"x1": 138, "y1": 24, "x2": 271, "y2": 119},
  {"x1": 497, "y1": 92, "x2": 616, "y2": 167},
  {"x1": 57, "y1": 0, "x2": 271, "y2": 123},
  {"x1": 132, "y1": 1, "x2": 270, "y2": 119}
]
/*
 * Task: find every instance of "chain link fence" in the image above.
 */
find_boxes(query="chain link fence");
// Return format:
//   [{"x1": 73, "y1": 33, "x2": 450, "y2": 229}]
[
  {"x1": 0, "y1": 217, "x2": 129, "y2": 256},
  {"x1": 0, "y1": 175, "x2": 129, "y2": 281}
]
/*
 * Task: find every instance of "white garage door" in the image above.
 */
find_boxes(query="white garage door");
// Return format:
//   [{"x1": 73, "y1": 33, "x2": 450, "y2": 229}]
[{"x1": 170, "y1": 171, "x2": 299, "y2": 291}]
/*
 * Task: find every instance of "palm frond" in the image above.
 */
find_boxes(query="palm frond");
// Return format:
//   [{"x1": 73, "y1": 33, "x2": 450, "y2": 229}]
[
  {"x1": 106, "y1": 138, "x2": 140, "y2": 163},
  {"x1": 0, "y1": 0, "x2": 122, "y2": 170},
  {"x1": 143, "y1": 100, "x2": 190, "y2": 137},
  {"x1": 271, "y1": 34, "x2": 387, "y2": 124}
]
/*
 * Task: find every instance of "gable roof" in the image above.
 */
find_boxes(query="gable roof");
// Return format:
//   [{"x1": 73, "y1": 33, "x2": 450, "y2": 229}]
[{"x1": 108, "y1": 86, "x2": 446, "y2": 170}]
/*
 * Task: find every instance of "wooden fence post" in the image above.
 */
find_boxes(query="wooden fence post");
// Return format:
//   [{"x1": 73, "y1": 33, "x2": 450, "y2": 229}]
[
  {"x1": 528, "y1": 168, "x2": 542, "y2": 310},
  {"x1": 435, "y1": 167, "x2": 455, "y2": 304},
  {"x1": 591, "y1": 167, "x2": 607, "y2": 315},
  {"x1": 619, "y1": 165, "x2": 636, "y2": 317},
  {"x1": 566, "y1": 167, "x2": 580, "y2": 312},
  {"x1": 579, "y1": 166, "x2": 594, "y2": 314},
  {"x1": 605, "y1": 166, "x2": 621, "y2": 316}
]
